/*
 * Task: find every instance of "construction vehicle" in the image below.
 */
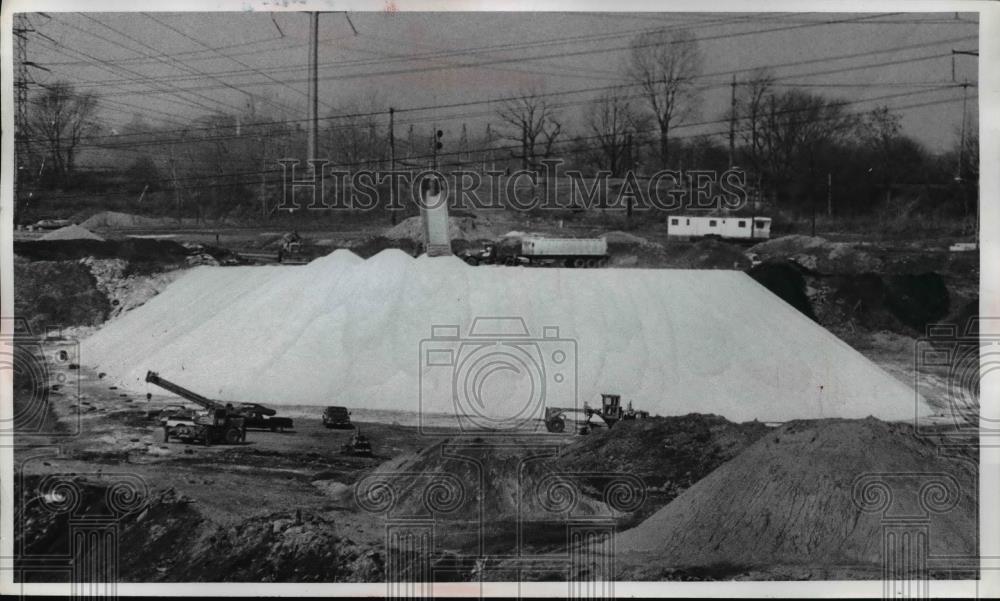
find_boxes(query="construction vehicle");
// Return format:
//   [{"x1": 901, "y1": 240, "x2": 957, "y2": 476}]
[
  {"x1": 145, "y1": 371, "x2": 246, "y2": 446},
  {"x1": 342, "y1": 428, "x2": 373, "y2": 457},
  {"x1": 276, "y1": 231, "x2": 309, "y2": 264},
  {"x1": 461, "y1": 236, "x2": 609, "y2": 267},
  {"x1": 544, "y1": 393, "x2": 648, "y2": 434}
]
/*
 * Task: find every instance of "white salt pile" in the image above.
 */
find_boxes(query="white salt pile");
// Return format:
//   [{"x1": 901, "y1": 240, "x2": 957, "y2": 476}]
[{"x1": 81, "y1": 248, "x2": 926, "y2": 423}]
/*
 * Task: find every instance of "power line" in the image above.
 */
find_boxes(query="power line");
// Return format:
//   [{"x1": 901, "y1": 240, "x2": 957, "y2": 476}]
[
  {"x1": 24, "y1": 86, "x2": 972, "y2": 196},
  {"x1": 22, "y1": 37, "x2": 972, "y2": 148}
]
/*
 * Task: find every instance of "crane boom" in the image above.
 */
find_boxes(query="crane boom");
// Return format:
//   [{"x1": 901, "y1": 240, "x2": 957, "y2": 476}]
[{"x1": 145, "y1": 371, "x2": 222, "y2": 411}]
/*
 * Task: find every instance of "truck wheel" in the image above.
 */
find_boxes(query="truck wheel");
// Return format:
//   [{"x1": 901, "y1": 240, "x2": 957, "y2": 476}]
[
  {"x1": 546, "y1": 417, "x2": 565, "y2": 433},
  {"x1": 585, "y1": 258, "x2": 598, "y2": 268},
  {"x1": 572, "y1": 258, "x2": 586, "y2": 268},
  {"x1": 224, "y1": 428, "x2": 242, "y2": 444},
  {"x1": 465, "y1": 257, "x2": 478, "y2": 266}
]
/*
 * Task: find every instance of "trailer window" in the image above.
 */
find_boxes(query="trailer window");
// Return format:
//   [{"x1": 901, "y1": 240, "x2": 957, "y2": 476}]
[
  {"x1": 670, "y1": 218, "x2": 679, "y2": 226},
  {"x1": 709, "y1": 220, "x2": 717, "y2": 227},
  {"x1": 686, "y1": 219, "x2": 690, "y2": 225},
  {"x1": 738, "y1": 220, "x2": 746, "y2": 228},
  {"x1": 755, "y1": 220, "x2": 768, "y2": 229}
]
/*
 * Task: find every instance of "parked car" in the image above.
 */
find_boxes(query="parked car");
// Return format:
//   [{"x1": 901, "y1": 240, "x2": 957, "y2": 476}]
[
  {"x1": 147, "y1": 404, "x2": 194, "y2": 421},
  {"x1": 237, "y1": 402, "x2": 294, "y2": 431},
  {"x1": 322, "y1": 406, "x2": 353, "y2": 429}
]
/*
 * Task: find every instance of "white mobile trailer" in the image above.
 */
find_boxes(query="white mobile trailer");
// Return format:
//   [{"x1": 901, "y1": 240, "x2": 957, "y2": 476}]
[{"x1": 667, "y1": 215, "x2": 771, "y2": 240}]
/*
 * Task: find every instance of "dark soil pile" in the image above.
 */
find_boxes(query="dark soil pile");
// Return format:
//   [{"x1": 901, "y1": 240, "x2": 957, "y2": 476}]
[
  {"x1": 816, "y1": 272, "x2": 950, "y2": 335},
  {"x1": 16, "y1": 477, "x2": 384, "y2": 582},
  {"x1": 352, "y1": 437, "x2": 614, "y2": 524},
  {"x1": 614, "y1": 418, "x2": 977, "y2": 578},
  {"x1": 553, "y1": 415, "x2": 770, "y2": 524},
  {"x1": 675, "y1": 239, "x2": 750, "y2": 270},
  {"x1": 747, "y1": 261, "x2": 816, "y2": 320},
  {"x1": 348, "y1": 236, "x2": 420, "y2": 258},
  {"x1": 14, "y1": 258, "x2": 110, "y2": 330},
  {"x1": 14, "y1": 238, "x2": 190, "y2": 263},
  {"x1": 750, "y1": 235, "x2": 882, "y2": 275}
]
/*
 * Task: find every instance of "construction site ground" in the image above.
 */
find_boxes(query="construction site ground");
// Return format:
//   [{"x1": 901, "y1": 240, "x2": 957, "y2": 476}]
[{"x1": 12, "y1": 211, "x2": 980, "y2": 582}]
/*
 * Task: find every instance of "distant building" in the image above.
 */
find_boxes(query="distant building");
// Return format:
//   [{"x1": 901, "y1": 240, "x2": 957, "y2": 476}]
[{"x1": 667, "y1": 215, "x2": 772, "y2": 240}]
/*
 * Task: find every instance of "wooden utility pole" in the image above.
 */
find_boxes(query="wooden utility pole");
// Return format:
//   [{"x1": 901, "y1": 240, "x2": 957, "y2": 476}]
[
  {"x1": 729, "y1": 73, "x2": 737, "y2": 168},
  {"x1": 306, "y1": 12, "x2": 319, "y2": 164},
  {"x1": 260, "y1": 136, "x2": 267, "y2": 220},
  {"x1": 389, "y1": 108, "x2": 397, "y2": 225},
  {"x1": 827, "y1": 172, "x2": 832, "y2": 217}
]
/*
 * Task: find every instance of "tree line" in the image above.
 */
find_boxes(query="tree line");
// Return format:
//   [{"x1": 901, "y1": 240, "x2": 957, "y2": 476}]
[{"x1": 17, "y1": 27, "x2": 977, "y2": 223}]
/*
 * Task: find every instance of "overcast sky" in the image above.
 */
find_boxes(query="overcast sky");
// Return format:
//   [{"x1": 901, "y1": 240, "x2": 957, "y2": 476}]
[{"x1": 23, "y1": 11, "x2": 980, "y2": 153}]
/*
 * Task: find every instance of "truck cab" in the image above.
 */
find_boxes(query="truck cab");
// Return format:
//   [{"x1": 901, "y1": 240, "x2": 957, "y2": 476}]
[{"x1": 323, "y1": 406, "x2": 353, "y2": 429}]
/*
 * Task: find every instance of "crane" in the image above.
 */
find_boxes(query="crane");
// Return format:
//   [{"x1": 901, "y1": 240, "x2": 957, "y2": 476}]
[{"x1": 145, "y1": 371, "x2": 245, "y2": 445}]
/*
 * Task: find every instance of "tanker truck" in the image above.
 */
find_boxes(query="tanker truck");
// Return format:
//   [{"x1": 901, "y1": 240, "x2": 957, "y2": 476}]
[{"x1": 461, "y1": 236, "x2": 609, "y2": 267}]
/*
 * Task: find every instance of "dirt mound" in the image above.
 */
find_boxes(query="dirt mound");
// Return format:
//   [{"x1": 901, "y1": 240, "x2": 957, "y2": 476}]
[
  {"x1": 14, "y1": 238, "x2": 191, "y2": 263},
  {"x1": 675, "y1": 239, "x2": 750, "y2": 270},
  {"x1": 615, "y1": 418, "x2": 976, "y2": 576},
  {"x1": 747, "y1": 261, "x2": 816, "y2": 320},
  {"x1": 14, "y1": 258, "x2": 110, "y2": 330},
  {"x1": 349, "y1": 236, "x2": 420, "y2": 258},
  {"x1": 601, "y1": 231, "x2": 659, "y2": 247},
  {"x1": 751, "y1": 235, "x2": 882, "y2": 274},
  {"x1": 80, "y1": 211, "x2": 169, "y2": 230},
  {"x1": 884, "y1": 273, "x2": 951, "y2": 331},
  {"x1": 39, "y1": 224, "x2": 104, "y2": 242},
  {"x1": 815, "y1": 272, "x2": 950, "y2": 335},
  {"x1": 553, "y1": 415, "x2": 770, "y2": 523},
  {"x1": 16, "y1": 477, "x2": 384, "y2": 582},
  {"x1": 384, "y1": 215, "x2": 483, "y2": 241},
  {"x1": 352, "y1": 438, "x2": 618, "y2": 524}
]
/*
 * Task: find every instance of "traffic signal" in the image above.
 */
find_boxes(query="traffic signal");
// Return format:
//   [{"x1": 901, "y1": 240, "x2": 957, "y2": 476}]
[{"x1": 435, "y1": 129, "x2": 443, "y2": 150}]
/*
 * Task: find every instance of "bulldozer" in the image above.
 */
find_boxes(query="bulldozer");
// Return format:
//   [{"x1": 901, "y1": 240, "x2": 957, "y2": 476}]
[
  {"x1": 544, "y1": 393, "x2": 648, "y2": 434},
  {"x1": 146, "y1": 371, "x2": 245, "y2": 446},
  {"x1": 342, "y1": 428, "x2": 374, "y2": 457}
]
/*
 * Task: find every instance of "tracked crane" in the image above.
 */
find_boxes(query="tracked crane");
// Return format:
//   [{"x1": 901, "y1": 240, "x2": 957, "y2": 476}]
[{"x1": 146, "y1": 371, "x2": 245, "y2": 445}]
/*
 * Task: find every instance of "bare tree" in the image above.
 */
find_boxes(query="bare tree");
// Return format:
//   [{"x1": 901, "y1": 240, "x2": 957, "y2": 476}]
[
  {"x1": 584, "y1": 89, "x2": 646, "y2": 176},
  {"x1": 28, "y1": 82, "x2": 98, "y2": 180},
  {"x1": 325, "y1": 91, "x2": 387, "y2": 170},
  {"x1": 756, "y1": 89, "x2": 857, "y2": 206},
  {"x1": 495, "y1": 87, "x2": 562, "y2": 171},
  {"x1": 626, "y1": 28, "x2": 702, "y2": 169},
  {"x1": 733, "y1": 68, "x2": 775, "y2": 174}
]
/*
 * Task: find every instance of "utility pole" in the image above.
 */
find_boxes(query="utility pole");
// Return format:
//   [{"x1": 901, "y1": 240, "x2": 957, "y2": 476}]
[
  {"x1": 958, "y1": 78, "x2": 969, "y2": 182},
  {"x1": 306, "y1": 12, "x2": 319, "y2": 165},
  {"x1": 13, "y1": 14, "x2": 49, "y2": 220},
  {"x1": 827, "y1": 172, "x2": 832, "y2": 217},
  {"x1": 460, "y1": 123, "x2": 468, "y2": 166},
  {"x1": 729, "y1": 73, "x2": 737, "y2": 168},
  {"x1": 389, "y1": 108, "x2": 397, "y2": 225},
  {"x1": 951, "y1": 48, "x2": 978, "y2": 245},
  {"x1": 260, "y1": 135, "x2": 267, "y2": 220},
  {"x1": 13, "y1": 14, "x2": 31, "y2": 218}
]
